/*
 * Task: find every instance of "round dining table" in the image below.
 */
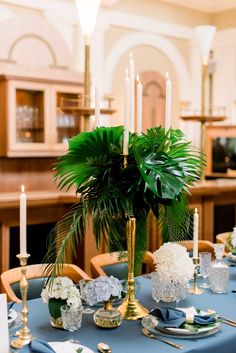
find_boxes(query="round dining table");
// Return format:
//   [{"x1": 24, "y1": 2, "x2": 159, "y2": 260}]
[{"x1": 10, "y1": 265, "x2": 236, "y2": 353}]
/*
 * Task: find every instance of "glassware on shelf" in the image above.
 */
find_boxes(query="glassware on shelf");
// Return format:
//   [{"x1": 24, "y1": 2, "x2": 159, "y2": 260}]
[
  {"x1": 199, "y1": 252, "x2": 212, "y2": 288},
  {"x1": 16, "y1": 105, "x2": 43, "y2": 143},
  {"x1": 56, "y1": 109, "x2": 78, "y2": 143},
  {"x1": 209, "y1": 244, "x2": 229, "y2": 293},
  {"x1": 56, "y1": 109, "x2": 76, "y2": 128},
  {"x1": 60, "y1": 304, "x2": 83, "y2": 344}
]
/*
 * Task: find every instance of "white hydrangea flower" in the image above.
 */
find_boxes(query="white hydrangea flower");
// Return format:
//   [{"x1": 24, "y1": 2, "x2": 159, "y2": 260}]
[
  {"x1": 231, "y1": 234, "x2": 236, "y2": 248},
  {"x1": 153, "y1": 242, "x2": 194, "y2": 284},
  {"x1": 41, "y1": 276, "x2": 81, "y2": 308}
]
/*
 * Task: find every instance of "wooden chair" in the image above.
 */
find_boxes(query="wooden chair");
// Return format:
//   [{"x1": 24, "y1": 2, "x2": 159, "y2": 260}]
[
  {"x1": 176, "y1": 240, "x2": 215, "y2": 256},
  {"x1": 1, "y1": 263, "x2": 90, "y2": 303},
  {"x1": 90, "y1": 251, "x2": 154, "y2": 279},
  {"x1": 216, "y1": 232, "x2": 232, "y2": 252}
]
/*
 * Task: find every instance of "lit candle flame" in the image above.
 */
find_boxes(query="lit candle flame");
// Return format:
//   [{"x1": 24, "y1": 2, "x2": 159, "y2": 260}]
[
  {"x1": 137, "y1": 74, "x2": 140, "y2": 83},
  {"x1": 21, "y1": 185, "x2": 25, "y2": 193},
  {"x1": 166, "y1": 72, "x2": 169, "y2": 80}
]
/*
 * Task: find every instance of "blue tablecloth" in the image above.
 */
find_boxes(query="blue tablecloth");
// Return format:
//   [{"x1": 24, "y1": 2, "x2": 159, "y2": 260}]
[{"x1": 10, "y1": 267, "x2": 236, "y2": 353}]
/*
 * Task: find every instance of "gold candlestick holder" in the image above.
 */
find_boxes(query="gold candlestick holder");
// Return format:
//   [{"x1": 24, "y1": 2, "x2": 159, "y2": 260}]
[
  {"x1": 118, "y1": 217, "x2": 148, "y2": 320},
  {"x1": 188, "y1": 257, "x2": 204, "y2": 295},
  {"x1": 123, "y1": 154, "x2": 128, "y2": 169},
  {"x1": 11, "y1": 253, "x2": 33, "y2": 349}
]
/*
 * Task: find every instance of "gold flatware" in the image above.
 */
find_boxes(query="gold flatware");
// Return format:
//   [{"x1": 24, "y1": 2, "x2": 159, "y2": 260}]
[
  {"x1": 97, "y1": 342, "x2": 112, "y2": 353},
  {"x1": 219, "y1": 316, "x2": 236, "y2": 325},
  {"x1": 208, "y1": 309, "x2": 236, "y2": 327},
  {"x1": 219, "y1": 318, "x2": 236, "y2": 327},
  {"x1": 142, "y1": 328, "x2": 184, "y2": 350}
]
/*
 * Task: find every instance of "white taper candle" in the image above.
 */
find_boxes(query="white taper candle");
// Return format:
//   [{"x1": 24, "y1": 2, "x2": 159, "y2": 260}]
[
  {"x1": 129, "y1": 52, "x2": 135, "y2": 132},
  {"x1": 123, "y1": 69, "x2": 130, "y2": 155},
  {"x1": 20, "y1": 185, "x2": 27, "y2": 255},
  {"x1": 165, "y1": 72, "x2": 172, "y2": 131},
  {"x1": 0, "y1": 294, "x2": 9, "y2": 352},
  {"x1": 95, "y1": 85, "x2": 100, "y2": 128},
  {"x1": 193, "y1": 208, "x2": 199, "y2": 259},
  {"x1": 136, "y1": 75, "x2": 142, "y2": 135}
]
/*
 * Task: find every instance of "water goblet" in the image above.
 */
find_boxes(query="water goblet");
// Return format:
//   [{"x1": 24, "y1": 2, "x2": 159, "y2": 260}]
[
  {"x1": 78, "y1": 279, "x2": 95, "y2": 314},
  {"x1": 199, "y1": 252, "x2": 212, "y2": 288},
  {"x1": 60, "y1": 304, "x2": 83, "y2": 344}
]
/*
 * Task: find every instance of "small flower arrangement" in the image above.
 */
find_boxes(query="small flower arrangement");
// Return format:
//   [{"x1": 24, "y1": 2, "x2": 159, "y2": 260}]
[
  {"x1": 227, "y1": 227, "x2": 236, "y2": 254},
  {"x1": 85, "y1": 275, "x2": 123, "y2": 306},
  {"x1": 41, "y1": 276, "x2": 82, "y2": 322},
  {"x1": 153, "y1": 242, "x2": 194, "y2": 284}
]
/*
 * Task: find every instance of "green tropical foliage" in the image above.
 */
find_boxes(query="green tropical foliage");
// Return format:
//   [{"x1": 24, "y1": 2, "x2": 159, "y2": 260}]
[{"x1": 43, "y1": 125, "x2": 204, "y2": 276}]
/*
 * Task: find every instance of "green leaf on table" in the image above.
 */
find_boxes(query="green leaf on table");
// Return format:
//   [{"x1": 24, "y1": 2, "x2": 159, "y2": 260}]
[
  {"x1": 181, "y1": 323, "x2": 199, "y2": 332},
  {"x1": 76, "y1": 348, "x2": 83, "y2": 353},
  {"x1": 181, "y1": 322, "x2": 217, "y2": 333}
]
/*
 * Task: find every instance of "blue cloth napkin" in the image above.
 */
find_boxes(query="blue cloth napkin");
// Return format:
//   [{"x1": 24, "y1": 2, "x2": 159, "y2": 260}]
[
  {"x1": 31, "y1": 339, "x2": 56, "y2": 353},
  {"x1": 150, "y1": 307, "x2": 216, "y2": 328},
  {"x1": 7, "y1": 302, "x2": 14, "y2": 311}
]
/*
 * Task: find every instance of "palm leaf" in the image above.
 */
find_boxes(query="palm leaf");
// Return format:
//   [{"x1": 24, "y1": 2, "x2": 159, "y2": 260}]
[{"x1": 43, "y1": 125, "x2": 204, "y2": 278}]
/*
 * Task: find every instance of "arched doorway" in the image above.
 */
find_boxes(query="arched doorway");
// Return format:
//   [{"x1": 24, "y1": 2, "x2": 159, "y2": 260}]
[{"x1": 140, "y1": 71, "x2": 165, "y2": 131}]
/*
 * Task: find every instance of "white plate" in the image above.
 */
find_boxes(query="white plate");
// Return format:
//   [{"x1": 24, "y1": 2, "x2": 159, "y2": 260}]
[
  {"x1": 227, "y1": 252, "x2": 236, "y2": 262},
  {"x1": 142, "y1": 315, "x2": 221, "y2": 340},
  {"x1": 8, "y1": 309, "x2": 17, "y2": 327},
  {"x1": 49, "y1": 341, "x2": 94, "y2": 353}
]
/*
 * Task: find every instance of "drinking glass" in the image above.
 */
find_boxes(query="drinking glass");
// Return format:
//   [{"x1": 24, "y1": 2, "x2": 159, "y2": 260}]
[
  {"x1": 199, "y1": 252, "x2": 212, "y2": 288},
  {"x1": 78, "y1": 279, "x2": 95, "y2": 314},
  {"x1": 60, "y1": 304, "x2": 83, "y2": 344}
]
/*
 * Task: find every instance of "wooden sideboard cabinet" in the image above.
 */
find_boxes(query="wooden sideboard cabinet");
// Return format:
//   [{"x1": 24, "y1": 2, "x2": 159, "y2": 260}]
[{"x1": 0, "y1": 74, "x2": 84, "y2": 157}]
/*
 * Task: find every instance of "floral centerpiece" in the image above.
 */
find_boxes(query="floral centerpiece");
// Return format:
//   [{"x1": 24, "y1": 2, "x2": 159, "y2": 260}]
[
  {"x1": 85, "y1": 275, "x2": 123, "y2": 328},
  {"x1": 43, "y1": 126, "x2": 204, "y2": 277},
  {"x1": 41, "y1": 276, "x2": 82, "y2": 328},
  {"x1": 152, "y1": 242, "x2": 194, "y2": 302},
  {"x1": 85, "y1": 275, "x2": 123, "y2": 306},
  {"x1": 227, "y1": 227, "x2": 236, "y2": 254}
]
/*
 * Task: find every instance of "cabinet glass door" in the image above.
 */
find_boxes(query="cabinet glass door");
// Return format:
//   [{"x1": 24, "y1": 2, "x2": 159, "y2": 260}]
[
  {"x1": 16, "y1": 89, "x2": 44, "y2": 143},
  {"x1": 56, "y1": 92, "x2": 81, "y2": 144}
]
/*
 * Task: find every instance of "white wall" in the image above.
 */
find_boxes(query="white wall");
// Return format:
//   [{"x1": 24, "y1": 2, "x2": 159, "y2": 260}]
[{"x1": 0, "y1": 0, "x2": 236, "y2": 148}]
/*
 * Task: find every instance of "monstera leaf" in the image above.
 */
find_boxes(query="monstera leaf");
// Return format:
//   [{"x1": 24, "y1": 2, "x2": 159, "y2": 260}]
[{"x1": 44, "y1": 125, "x2": 204, "y2": 277}]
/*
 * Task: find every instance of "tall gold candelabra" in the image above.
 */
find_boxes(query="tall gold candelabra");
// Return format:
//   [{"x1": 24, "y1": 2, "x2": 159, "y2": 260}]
[
  {"x1": 11, "y1": 254, "x2": 32, "y2": 349},
  {"x1": 200, "y1": 63, "x2": 208, "y2": 156},
  {"x1": 84, "y1": 38, "x2": 90, "y2": 109},
  {"x1": 188, "y1": 258, "x2": 204, "y2": 295},
  {"x1": 118, "y1": 155, "x2": 148, "y2": 319},
  {"x1": 118, "y1": 216, "x2": 148, "y2": 320}
]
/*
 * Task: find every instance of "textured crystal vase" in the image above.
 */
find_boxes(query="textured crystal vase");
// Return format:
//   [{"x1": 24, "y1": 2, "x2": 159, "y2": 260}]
[
  {"x1": 48, "y1": 299, "x2": 65, "y2": 329},
  {"x1": 93, "y1": 300, "x2": 122, "y2": 328},
  {"x1": 151, "y1": 272, "x2": 187, "y2": 303},
  {"x1": 50, "y1": 315, "x2": 64, "y2": 329}
]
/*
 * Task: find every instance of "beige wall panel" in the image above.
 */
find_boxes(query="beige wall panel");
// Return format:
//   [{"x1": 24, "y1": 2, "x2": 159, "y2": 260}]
[
  {"x1": 212, "y1": 9, "x2": 236, "y2": 29},
  {"x1": 113, "y1": 0, "x2": 211, "y2": 26}
]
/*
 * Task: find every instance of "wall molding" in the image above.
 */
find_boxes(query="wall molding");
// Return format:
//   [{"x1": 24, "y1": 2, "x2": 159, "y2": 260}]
[
  {"x1": 104, "y1": 31, "x2": 191, "y2": 101},
  {"x1": 98, "y1": 8, "x2": 194, "y2": 40},
  {"x1": 0, "y1": 14, "x2": 71, "y2": 68}
]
